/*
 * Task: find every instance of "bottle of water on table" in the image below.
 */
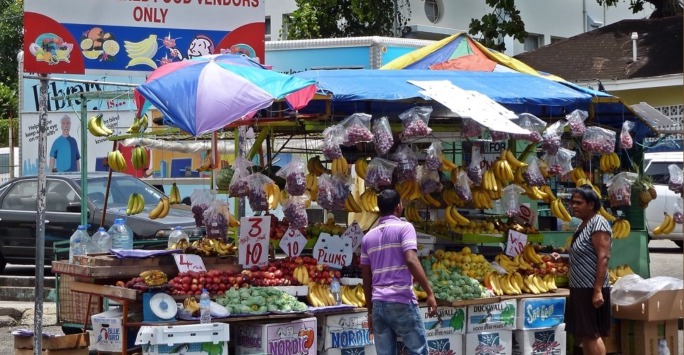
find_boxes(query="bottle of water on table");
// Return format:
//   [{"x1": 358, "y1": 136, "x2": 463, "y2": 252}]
[
  {"x1": 108, "y1": 217, "x2": 133, "y2": 250},
  {"x1": 200, "y1": 288, "x2": 212, "y2": 324},
  {"x1": 69, "y1": 225, "x2": 88, "y2": 263},
  {"x1": 331, "y1": 277, "x2": 341, "y2": 305},
  {"x1": 91, "y1": 227, "x2": 112, "y2": 254}
]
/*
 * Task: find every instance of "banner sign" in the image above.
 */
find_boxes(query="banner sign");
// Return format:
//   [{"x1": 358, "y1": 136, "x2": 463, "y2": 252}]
[{"x1": 24, "y1": 0, "x2": 265, "y2": 75}]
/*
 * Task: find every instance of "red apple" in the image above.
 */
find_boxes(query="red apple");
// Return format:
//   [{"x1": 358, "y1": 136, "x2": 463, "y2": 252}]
[
  {"x1": 235, "y1": 276, "x2": 243, "y2": 284},
  {"x1": 274, "y1": 270, "x2": 283, "y2": 278}
]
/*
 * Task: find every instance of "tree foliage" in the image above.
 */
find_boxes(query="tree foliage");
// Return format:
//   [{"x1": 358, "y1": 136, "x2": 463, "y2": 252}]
[
  {"x1": 599, "y1": 0, "x2": 682, "y2": 18},
  {"x1": 285, "y1": 0, "x2": 411, "y2": 39},
  {"x1": 0, "y1": 0, "x2": 23, "y2": 92}
]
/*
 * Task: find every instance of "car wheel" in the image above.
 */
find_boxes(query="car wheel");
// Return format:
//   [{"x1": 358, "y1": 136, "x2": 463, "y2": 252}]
[
  {"x1": 0, "y1": 252, "x2": 5, "y2": 273},
  {"x1": 62, "y1": 325, "x2": 85, "y2": 334}
]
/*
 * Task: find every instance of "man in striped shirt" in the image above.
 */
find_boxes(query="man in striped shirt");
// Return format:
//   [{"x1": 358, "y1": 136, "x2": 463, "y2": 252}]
[{"x1": 361, "y1": 189, "x2": 437, "y2": 355}]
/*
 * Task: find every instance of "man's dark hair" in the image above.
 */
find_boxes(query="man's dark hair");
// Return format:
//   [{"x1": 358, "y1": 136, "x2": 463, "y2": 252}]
[
  {"x1": 377, "y1": 189, "x2": 401, "y2": 216},
  {"x1": 573, "y1": 184, "x2": 601, "y2": 212}
]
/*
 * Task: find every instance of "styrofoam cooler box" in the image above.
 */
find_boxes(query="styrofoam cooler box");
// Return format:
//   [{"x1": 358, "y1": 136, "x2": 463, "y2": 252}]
[
  {"x1": 135, "y1": 323, "x2": 230, "y2": 355},
  {"x1": 467, "y1": 299, "x2": 517, "y2": 333},
  {"x1": 397, "y1": 333, "x2": 463, "y2": 354},
  {"x1": 512, "y1": 323, "x2": 566, "y2": 355},
  {"x1": 234, "y1": 317, "x2": 317, "y2": 355},
  {"x1": 465, "y1": 330, "x2": 512, "y2": 355},
  {"x1": 91, "y1": 308, "x2": 137, "y2": 353},
  {"x1": 323, "y1": 345, "x2": 377, "y2": 355},
  {"x1": 420, "y1": 306, "x2": 467, "y2": 336},
  {"x1": 318, "y1": 311, "x2": 373, "y2": 350},
  {"x1": 516, "y1": 297, "x2": 566, "y2": 330}
]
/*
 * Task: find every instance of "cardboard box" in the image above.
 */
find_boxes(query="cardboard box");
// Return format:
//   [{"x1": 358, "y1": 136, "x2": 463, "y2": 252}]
[
  {"x1": 620, "y1": 319, "x2": 678, "y2": 355},
  {"x1": 235, "y1": 317, "x2": 317, "y2": 354},
  {"x1": 465, "y1": 330, "x2": 512, "y2": 355},
  {"x1": 398, "y1": 333, "x2": 463, "y2": 354},
  {"x1": 603, "y1": 318, "x2": 621, "y2": 354},
  {"x1": 467, "y1": 299, "x2": 517, "y2": 333},
  {"x1": 516, "y1": 297, "x2": 565, "y2": 330},
  {"x1": 14, "y1": 332, "x2": 89, "y2": 351},
  {"x1": 91, "y1": 308, "x2": 137, "y2": 353},
  {"x1": 420, "y1": 306, "x2": 467, "y2": 337},
  {"x1": 612, "y1": 289, "x2": 683, "y2": 321},
  {"x1": 512, "y1": 324, "x2": 566, "y2": 355},
  {"x1": 318, "y1": 311, "x2": 372, "y2": 350},
  {"x1": 322, "y1": 345, "x2": 377, "y2": 355},
  {"x1": 135, "y1": 323, "x2": 230, "y2": 355}
]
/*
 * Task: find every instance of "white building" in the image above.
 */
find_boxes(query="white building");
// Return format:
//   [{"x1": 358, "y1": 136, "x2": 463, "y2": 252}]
[{"x1": 265, "y1": 0, "x2": 649, "y2": 55}]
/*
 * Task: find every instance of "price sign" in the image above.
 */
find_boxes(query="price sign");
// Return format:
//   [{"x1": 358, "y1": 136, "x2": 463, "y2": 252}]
[
  {"x1": 514, "y1": 203, "x2": 537, "y2": 226},
  {"x1": 238, "y1": 216, "x2": 270, "y2": 267},
  {"x1": 341, "y1": 221, "x2": 364, "y2": 252},
  {"x1": 506, "y1": 230, "x2": 528, "y2": 257},
  {"x1": 173, "y1": 254, "x2": 207, "y2": 273},
  {"x1": 279, "y1": 228, "x2": 307, "y2": 258},
  {"x1": 313, "y1": 232, "x2": 353, "y2": 269}
]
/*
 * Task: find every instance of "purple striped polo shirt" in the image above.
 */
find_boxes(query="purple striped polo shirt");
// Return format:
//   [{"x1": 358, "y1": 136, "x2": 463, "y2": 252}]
[{"x1": 360, "y1": 215, "x2": 418, "y2": 304}]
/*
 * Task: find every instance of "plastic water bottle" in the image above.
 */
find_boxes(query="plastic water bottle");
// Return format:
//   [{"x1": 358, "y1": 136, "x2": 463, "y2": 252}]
[
  {"x1": 199, "y1": 288, "x2": 211, "y2": 324},
  {"x1": 658, "y1": 339, "x2": 671, "y2": 355},
  {"x1": 168, "y1": 226, "x2": 189, "y2": 249},
  {"x1": 69, "y1": 225, "x2": 88, "y2": 263},
  {"x1": 108, "y1": 218, "x2": 133, "y2": 250},
  {"x1": 331, "y1": 277, "x2": 341, "y2": 305},
  {"x1": 91, "y1": 227, "x2": 112, "y2": 254}
]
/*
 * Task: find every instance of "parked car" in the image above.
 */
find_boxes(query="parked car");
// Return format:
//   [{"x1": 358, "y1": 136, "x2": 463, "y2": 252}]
[
  {"x1": 0, "y1": 172, "x2": 203, "y2": 272},
  {"x1": 644, "y1": 152, "x2": 683, "y2": 248}
]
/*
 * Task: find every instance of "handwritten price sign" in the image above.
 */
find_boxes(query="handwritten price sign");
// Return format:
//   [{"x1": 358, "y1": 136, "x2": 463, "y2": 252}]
[
  {"x1": 238, "y1": 216, "x2": 270, "y2": 267},
  {"x1": 506, "y1": 230, "x2": 528, "y2": 257},
  {"x1": 279, "y1": 228, "x2": 307, "y2": 258},
  {"x1": 313, "y1": 232, "x2": 353, "y2": 269},
  {"x1": 173, "y1": 254, "x2": 207, "y2": 273},
  {"x1": 341, "y1": 221, "x2": 364, "y2": 252}
]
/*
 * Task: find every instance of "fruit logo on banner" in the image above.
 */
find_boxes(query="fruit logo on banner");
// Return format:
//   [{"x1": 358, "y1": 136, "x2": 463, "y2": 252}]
[{"x1": 24, "y1": 0, "x2": 265, "y2": 75}]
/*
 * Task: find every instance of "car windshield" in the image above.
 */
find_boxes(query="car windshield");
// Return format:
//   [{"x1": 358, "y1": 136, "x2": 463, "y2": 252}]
[
  {"x1": 76, "y1": 175, "x2": 165, "y2": 210},
  {"x1": 644, "y1": 162, "x2": 677, "y2": 184}
]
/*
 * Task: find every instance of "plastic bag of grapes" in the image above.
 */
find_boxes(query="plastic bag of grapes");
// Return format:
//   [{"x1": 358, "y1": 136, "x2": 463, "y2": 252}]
[
  {"x1": 190, "y1": 189, "x2": 216, "y2": 227},
  {"x1": 373, "y1": 116, "x2": 394, "y2": 156},
  {"x1": 283, "y1": 196, "x2": 309, "y2": 229},
  {"x1": 419, "y1": 167, "x2": 442, "y2": 194},
  {"x1": 365, "y1": 157, "x2": 397, "y2": 189},
  {"x1": 606, "y1": 172, "x2": 638, "y2": 208},
  {"x1": 467, "y1": 149, "x2": 484, "y2": 186},
  {"x1": 246, "y1": 172, "x2": 276, "y2": 211},
  {"x1": 668, "y1": 164, "x2": 683, "y2": 193},
  {"x1": 582, "y1": 126, "x2": 616, "y2": 154},
  {"x1": 321, "y1": 124, "x2": 347, "y2": 160},
  {"x1": 502, "y1": 184, "x2": 525, "y2": 217},
  {"x1": 540, "y1": 120, "x2": 567, "y2": 155},
  {"x1": 425, "y1": 141, "x2": 443, "y2": 171},
  {"x1": 566, "y1": 109, "x2": 588, "y2": 137},
  {"x1": 399, "y1": 106, "x2": 433, "y2": 139},
  {"x1": 203, "y1": 199, "x2": 230, "y2": 240},
  {"x1": 228, "y1": 157, "x2": 252, "y2": 198},
  {"x1": 522, "y1": 156, "x2": 546, "y2": 187},
  {"x1": 392, "y1": 144, "x2": 418, "y2": 182},
  {"x1": 511, "y1": 113, "x2": 547, "y2": 143},
  {"x1": 620, "y1": 121, "x2": 635, "y2": 150},
  {"x1": 340, "y1": 113, "x2": 373, "y2": 146},
  {"x1": 276, "y1": 156, "x2": 307, "y2": 196}
]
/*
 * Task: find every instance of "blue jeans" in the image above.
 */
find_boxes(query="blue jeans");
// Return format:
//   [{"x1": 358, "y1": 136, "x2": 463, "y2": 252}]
[{"x1": 372, "y1": 300, "x2": 428, "y2": 355}]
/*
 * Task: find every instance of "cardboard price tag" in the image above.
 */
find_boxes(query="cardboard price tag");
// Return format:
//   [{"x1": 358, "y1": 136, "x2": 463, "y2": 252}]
[
  {"x1": 238, "y1": 216, "x2": 270, "y2": 267},
  {"x1": 279, "y1": 228, "x2": 307, "y2": 258},
  {"x1": 173, "y1": 254, "x2": 207, "y2": 273},
  {"x1": 341, "y1": 221, "x2": 364, "y2": 252},
  {"x1": 313, "y1": 232, "x2": 353, "y2": 269},
  {"x1": 506, "y1": 230, "x2": 528, "y2": 257}
]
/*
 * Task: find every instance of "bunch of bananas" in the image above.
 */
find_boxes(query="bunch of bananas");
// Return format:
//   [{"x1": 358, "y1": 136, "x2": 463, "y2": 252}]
[
  {"x1": 419, "y1": 193, "x2": 442, "y2": 208},
  {"x1": 404, "y1": 203, "x2": 424, "y2": 223},
  {"x1": 652, "y1": 213, "x2": 676, "y2": 236},
  {"x1": 441, "y1": 186, "x2": 464, "y2": 206},
  {"x1": 183, "y1": 297, "x2": 200, "y2": 316},
  {"x1": 487, "y1": 272, "x2": 557, "y2": 296},
  {"x1": 344, "y1": 194, "x2": 363, "y2": 213},
  {"x1": 213, "y1": 239, "x2": 237, "y2": 256},
  {"x1": 126, "y1": 114, "x2": 149, "y2": 134},
  {"x1": 168, "y1": 238, "x2": 190, "y2": 251},
  {"x1": 492, "y1": 158, "x2": 515, "y2": 183},
  {"x1": 355, "y1": 159, "x2": 368, "y2": 179},
  {"x1": 550, "y1": 198, "x2": 572, "y2": 222},
  {"x1": 340, "y1": 284, "x2": 366, "y2": 307},
  {"x1": 196, "y1": 149, "x2": 214, "y2": 172},
  {"x1": 169, "y1": 183, "x2": 181, "y2": 205},
  {"x1": 574, "y1": 178, "x2": 603, "y2": 199},
  {"x1": 396, "y1": 180, "x2": 422, "y2": 201},
  {"x1": 307, "y1": 156, "x2": 328, "y2": 176},
  {"x1": 445, "y1": 205, "x2": 470, "y2": 227},
  {"x1": 570, "y1": 167, "x2": 588, "y2": 184},
  {"x1": 495, "y1": 253, "x2": 534, "y2": 273},
  {"x1": 522, "y1": 185, "x2": 549, "y2": 201},
  {"x1": 148, "y1": 197, "x2": 170, "y2": 219},
  {"x1": 439, "y1": 154, "x2": 458, "y2": 171},
  {"x1": 449, "y1": 167, "x2": 463, "y2": 184},
  {"x1": 599, "y1": 153, "x2": 621, "y2": 173},
  {"x1": 360, "y1": 188, "x2": 379, "y2": 212},
  {"x1": 227, "y1": 211, "x2": 241, "y2": 228},
  {"x1": 612, "y1": 219, "x2": 631, "y2": 239},
  {"x1": 187, "y1": 238, "x2": 221, "y2": 257},
  {"x1": 609, "y1": 264, "x2": 635, "y2": 283},
  {"x1": 538, "y1": 185, "x2": 557, "y2": 204},
  {"x1": 305, "y1": 173, "x2": 319, "y2": 201},
  {"x1": 599, "y1": 205, "x2": 617, "y2": 222},
  {"x1": 131, "y1": 145, "x2": 149, "y2": 170},
  {"x1": 264, "y1": 183, "x2": 281, "y2": 210},
  {"x1": 413, "y1": 285, "x2": 429, "y2": 300},
  {"x1": 107, "y1": 150, "x2": 127, "y2": 172},
  {"x1": 293, "y1": 265, "x2": 310, "y2": 285},
  {"x1": 140, "y1": 270, "x2": 168, "y2": 287},
  {"x1": 331, "y1": 157, "x2": 349, "y2": 176},
  {"x1": 522, "y1": 244, "x2": 544, "y2": 266},
  {"x1": 472, "y1": 188, "x2": 493, "y2": 209},
  {"x1": 307, "y1": 283, "x2": 337, "y2": 307},
  {"x1": 502, "y1": 149, "x2": 528, "y2": 169},
  {"x1": 87, "y1": 114, "x2": 113, "y2": 137},
  {"x1": 482, "y1": 169, "x2": 500, "y2": 192},
  {"x1": 126, "y1": 193, "x2": 145, "y2": 215}
]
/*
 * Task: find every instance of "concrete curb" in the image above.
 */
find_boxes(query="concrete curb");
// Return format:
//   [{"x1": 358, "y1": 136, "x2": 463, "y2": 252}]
[{"x1": 0, "y1": 302, "x2": 58, "y2": 328}]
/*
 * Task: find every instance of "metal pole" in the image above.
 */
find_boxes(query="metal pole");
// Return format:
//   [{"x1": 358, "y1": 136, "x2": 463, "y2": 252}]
[
  {"x1": 34, "y1": 74, "x2": 48, "y2": 355},
  {"x1": 80, "y1": 96, "x2": 88, "y2": 226},
  {"x1": 393, "y1": 0, "x2": 399, "y2": 37}
]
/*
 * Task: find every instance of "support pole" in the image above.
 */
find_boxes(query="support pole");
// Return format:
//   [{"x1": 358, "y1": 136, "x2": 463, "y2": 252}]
[
  {"x1": 34, "y1": 74, "x2": 48, "y2": 355},
  {"x1": 80, "y1": 96, "x2": 88, "y2": 226}
]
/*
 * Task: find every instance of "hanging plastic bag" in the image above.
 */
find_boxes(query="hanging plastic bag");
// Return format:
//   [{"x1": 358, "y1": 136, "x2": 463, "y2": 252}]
[
  {"x1": 582, "y1": 126, "x2": 616, "y2": 154},
  {"x1": 276, "y1": 156, "x2": 307, "y2": 196},
  {"x1": 461, "y1": 118, "x2": 483, "y2": 139},
  {"x1": 399, "y1": 106, "x2": 433, "y2": 138},
  {"x1": 203, "y1": 199, "x2": 230, "y2": 239},
  {"x1": 673, "y1": 198, "x2": 684, "y2": 224},
  {"x1": 317, "y1": 174, "x2": 350, "y2": 211},
  {"x1": 502, "y1": 184, "x2": 525, "y2": 217},
  {"x1": 668, "y1": 164, "x2": 683, "y2": 193},
  {"x1": 523, "y1": 156, "x2": 546, "y2": 186},
  {"x1": 191, "y1": 189, "x2": 217, "y2": 227},
  {"x1": 620, "y1": 121, "x2": 635, "y2": 150},
  {"x1": 373, "y1": 116, "x2": 394, "y2": 156},
  {"x1": 490, "y1": 130, "x2": 509, "y2": 142},
  {"x1": 246, "y1": 172, "x2": 276, "y2": 211},
  {"x1": 365, "y1": 157, "x2": 397, "y2": 189},
  {"x1": 566, "y1": 109, "x2": 588, "y2": 137},
  {"x1": 340, "y1": 113, "x2": 373, "y2": 146},
  {"x1": 555, "y1": 148, "x2": 576, "y2": 176},
  {"x1": 228, "y1": 157, "x2": 252, "y2": 198},
  {"x1": 455, "y1": 171, "x2": 473, "y2": 202},
  {"x1": 541, "y1": 120, "x2": 567, "y2": 155},
  {"x1": 467, "y1": 149, "x2": 484, "y2": 186},
  {"x1": 283, "y1": 196, "x2": 309, "y2": 230},
  {"x1": 606, "y1": 172, "x2": 638, "y2": 208},
  {"x1": 419, "y1": 166, "x2": 443, "y2": 194},
  {"x1": 321, "y1": 124, "x2": 347, "y2": 160},
  {"x1": 425, "y1": 141, "x2": 443, "y2": 171},
  {"x1": 392, "y1": 144, "x2": 419, "y2": 182},
  {"x1": 511, "y1": 113, "x2": 547, "y2": 143}
]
